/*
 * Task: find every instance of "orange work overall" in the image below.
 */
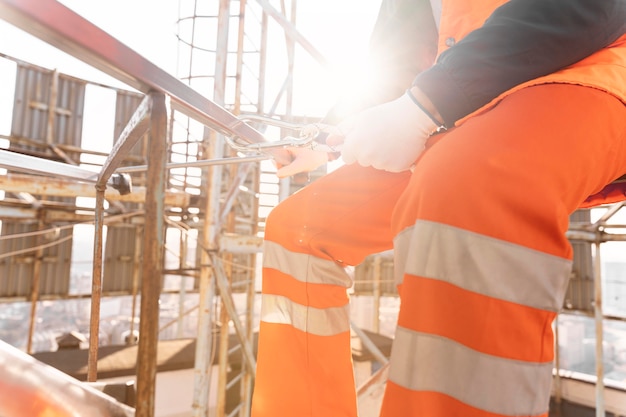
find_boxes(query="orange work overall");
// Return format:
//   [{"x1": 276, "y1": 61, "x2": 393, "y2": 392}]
[
  {"x1": 252, "y1": 84, "x2": 626, "y2": 417},
  {"x1": 252, "y1": 1, "x2": 626, "y2": 416}
]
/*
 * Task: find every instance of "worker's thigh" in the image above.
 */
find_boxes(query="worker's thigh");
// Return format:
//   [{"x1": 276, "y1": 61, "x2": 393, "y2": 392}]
[
  {"x1": 265, "y1": 163, "x2": 410, "y2": 265},
  {"x1": 393, "y1": 84, "x2": 626, "y2": 256}
]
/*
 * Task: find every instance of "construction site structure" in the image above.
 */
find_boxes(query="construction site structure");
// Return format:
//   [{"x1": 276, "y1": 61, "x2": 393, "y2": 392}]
[{"x1": 0, "y1": 1, "x2": 625, "y2": 417}]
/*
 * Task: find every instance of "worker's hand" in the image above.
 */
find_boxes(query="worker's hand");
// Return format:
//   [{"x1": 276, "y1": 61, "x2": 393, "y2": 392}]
[
  {"x1": 275, "y1": 146, "x2": 329, "y2": 178},
  {"x1": 326, "y1": 90, "x2": 440, "y2": 172}
]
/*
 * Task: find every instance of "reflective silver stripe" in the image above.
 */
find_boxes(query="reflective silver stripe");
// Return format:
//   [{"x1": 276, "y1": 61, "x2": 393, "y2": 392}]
[
  {"x1": 394, "y1": 220, "x2": 572, "y2": 312},
  {"x1": 260, "y1": 294, "x2": 350, "y2": 336},
  {"x1": 389, "y1": 327, "x2": 552, "y2": 416},
  {"x1": 263, "y1": 240, "x2": 352, "y2": 288}
]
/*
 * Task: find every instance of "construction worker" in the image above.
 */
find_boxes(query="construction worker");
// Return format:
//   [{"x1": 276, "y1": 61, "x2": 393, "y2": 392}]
[{"x1": 252, "y1": 0, "x2": 626, "y2": 416}]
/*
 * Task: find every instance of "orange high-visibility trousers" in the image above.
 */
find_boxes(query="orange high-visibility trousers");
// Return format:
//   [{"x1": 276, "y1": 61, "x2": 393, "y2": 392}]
[
  {"x1": 251, "y1": 84, "x2": 626, "y2": 417},
  {"x1": 253, "y1": 165, "x2": 411, "y2": 417}
]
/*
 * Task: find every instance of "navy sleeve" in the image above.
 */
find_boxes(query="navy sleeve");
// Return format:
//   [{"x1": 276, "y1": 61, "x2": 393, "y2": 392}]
[{"x1": 414, "y1": 0, "x2": 626, "y2": 126}]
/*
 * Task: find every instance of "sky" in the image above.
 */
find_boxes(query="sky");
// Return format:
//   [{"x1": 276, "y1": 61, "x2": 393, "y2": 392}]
[
  {"x1": 0, "y1": 0, "x2": 382, "y2": 117},
  {"x1": 0, "y1": 1, "x2": 174, "y2": 86}
]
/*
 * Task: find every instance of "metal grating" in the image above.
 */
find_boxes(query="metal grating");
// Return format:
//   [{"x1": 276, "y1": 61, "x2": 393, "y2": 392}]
[
  {"x1": 102, "y1": 224, "x2": 141, "y2": 293},
  {"x1": 0, "y1": 221, "x2": 72, "y2": 298},
  {"x1": 11, "y1": 63, "x2": 85, "y2": 160}
]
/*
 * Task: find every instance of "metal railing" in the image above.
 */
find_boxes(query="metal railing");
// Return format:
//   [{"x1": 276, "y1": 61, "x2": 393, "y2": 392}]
[
  {"x1": 0, "y1": 1, "x2": 282, "y2": 416},
  {"x1": 0, "y1": 338, "x2": 134, "y2": 417}
]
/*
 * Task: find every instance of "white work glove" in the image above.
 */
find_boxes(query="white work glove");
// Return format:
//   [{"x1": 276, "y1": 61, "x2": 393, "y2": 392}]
[
  {"x1": 275, "y1": 146, "x2": 329, "y2": 178},
  {"x1": 326, "y1": 90, "x2": 441, "y2": 172}
]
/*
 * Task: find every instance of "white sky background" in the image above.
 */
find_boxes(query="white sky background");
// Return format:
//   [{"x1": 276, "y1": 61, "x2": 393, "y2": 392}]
[{"x1": 0, "y1": 0, "x2": 382, "y2": 117}]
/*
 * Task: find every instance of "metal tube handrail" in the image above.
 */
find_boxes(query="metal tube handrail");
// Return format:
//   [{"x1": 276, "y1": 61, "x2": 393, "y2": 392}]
[
  {"x1": 0, "y1": 149, "x2": 132, "y2": 195},
  {"x1": 0, "y1": 339, "x2": 134, "y2": 417}
]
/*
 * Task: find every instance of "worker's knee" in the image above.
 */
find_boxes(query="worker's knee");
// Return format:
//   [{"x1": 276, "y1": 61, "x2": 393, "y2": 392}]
[
  {"x1": 265, "y1": 199, "x2": 292, "y2": 236},
  {"x1": 264, "y1": 194, "x2": 311, "y2": 245}
]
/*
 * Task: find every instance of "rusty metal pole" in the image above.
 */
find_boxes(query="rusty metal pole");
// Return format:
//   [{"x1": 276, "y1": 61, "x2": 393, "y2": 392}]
[
  {"x1": 26, "y1": 218, "x2": 44, "y2": 354},
  {"x1": 593, "y1": 240, "x2": 606, "y2": 417},
  {"x1": 87, "y1": 185, "x2": 106, "y2": 381},
  {"x1": 129, "y1": 223, "x2": 144, "y2": 345},
  {"x1": 283, "y1": 0, "x2": 296, "y2": 117},
  {"x1": 372, "y1": 255, "x2": 382, "y2": 334},
  {"x1": 554, "y1": 315, "x2": 562, "y2": 407},
  {"x1": 214, "y1": 1, "x2": 231, "y2": 415},
  {"x1": 27, "y1": 67, "x2": 59, "y2": 355},
  {"x1": 258, "y1": 4, "x2": 268, "y2": 115},
  {"x1": 242, "y1": 148, "x2": 262, "y2": 417},
  {"x1": 177, "y1": 227, "x2": 189, "y2": 339},
  {"x1": 135, "y1": 92, "x2": 168, "y2": 417}
]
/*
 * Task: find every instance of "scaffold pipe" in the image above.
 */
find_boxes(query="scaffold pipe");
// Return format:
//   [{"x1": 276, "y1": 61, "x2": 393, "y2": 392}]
[{"x1": 0, "y1": 339, "x2": 135, "y2": 417}]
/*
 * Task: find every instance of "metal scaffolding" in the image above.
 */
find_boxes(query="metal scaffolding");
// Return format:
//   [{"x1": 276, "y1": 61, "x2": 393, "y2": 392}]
[
  {"x1": 0, "y1": 0, "x2": 332, "y2": 416},
  {"x1": 0, "y1": 1, "x2": 625, "y2": 417}
]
